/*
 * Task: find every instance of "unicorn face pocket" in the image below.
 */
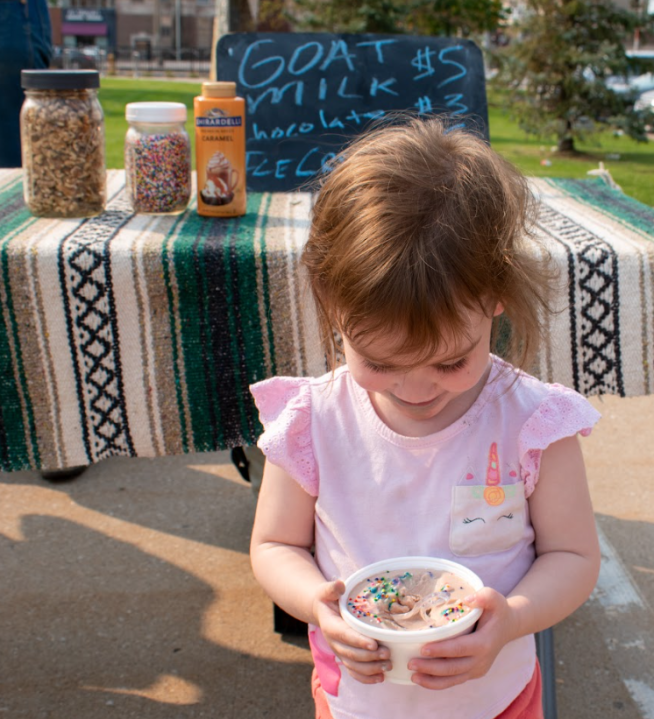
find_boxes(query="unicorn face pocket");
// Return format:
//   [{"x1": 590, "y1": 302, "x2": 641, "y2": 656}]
[{"x1": 449, "y1": 481, "x2": 526, "y2": 557}]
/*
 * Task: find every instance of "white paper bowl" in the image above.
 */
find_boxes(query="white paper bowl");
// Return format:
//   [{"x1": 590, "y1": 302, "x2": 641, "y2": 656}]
[{"x1": 339, "y1": 556, "x2": 484, "y2": 685}]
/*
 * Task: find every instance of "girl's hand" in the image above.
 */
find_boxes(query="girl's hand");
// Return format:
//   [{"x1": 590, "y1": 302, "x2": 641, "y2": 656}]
[
  {"x1": 313, "y1": 579, "x2": 392, "y2": 685},
  {"x1": 407, "y1": 587, "x2": 514, "y2": 690}
]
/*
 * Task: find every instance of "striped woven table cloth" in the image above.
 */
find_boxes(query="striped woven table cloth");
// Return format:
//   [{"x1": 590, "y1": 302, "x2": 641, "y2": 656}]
[{"x1": 1, "y1": 169, "x2": 653, "y2": 472}]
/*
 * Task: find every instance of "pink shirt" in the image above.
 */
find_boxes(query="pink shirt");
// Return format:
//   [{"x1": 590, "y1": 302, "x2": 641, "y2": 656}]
[{"x1": 251, "y1": 357, "x2": 600, "y2": 719}]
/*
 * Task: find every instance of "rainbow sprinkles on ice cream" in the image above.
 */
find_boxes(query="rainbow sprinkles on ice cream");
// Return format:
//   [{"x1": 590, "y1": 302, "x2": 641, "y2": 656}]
[{"x1": 346, "y1": 569, "x2": 475, "y2": 631}]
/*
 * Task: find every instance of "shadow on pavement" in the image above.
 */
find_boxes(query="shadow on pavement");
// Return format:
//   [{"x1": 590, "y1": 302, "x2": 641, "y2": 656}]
[{"x1": 0, "y1": 453, "x2": 314, "y2": 719}]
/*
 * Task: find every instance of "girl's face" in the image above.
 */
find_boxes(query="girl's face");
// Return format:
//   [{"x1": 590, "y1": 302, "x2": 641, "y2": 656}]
[{"x1": 342, "y1": 305, "x2": 502, "y2": 437}]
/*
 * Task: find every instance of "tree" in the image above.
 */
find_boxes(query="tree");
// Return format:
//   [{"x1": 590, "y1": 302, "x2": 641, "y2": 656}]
[
  {"x1": 287, "y1": 0, "x2": 410, "y2": 33},
  {"x1": 408, "y1": 0, "x2": 508, "y2": 38},
  {"x1": 256, "y1": 0, "x2": 294, "y2": 31},
  {"x1": 494, "y1": 0, "x2": 654, "y2": 152},
  {"x1": 287, "y1": 0, "x2": 507, "y2": 36}
]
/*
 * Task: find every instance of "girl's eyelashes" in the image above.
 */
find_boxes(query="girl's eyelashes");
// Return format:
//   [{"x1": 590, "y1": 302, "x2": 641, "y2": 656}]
[
  {"x1": 361, "y1": 356, "x2": 469, "y2": 374},
  {"x1": 435, "y1": 357, "x2": 468, "y2": 373},
  {"x1": 362, "y1": 359, "x2": 392, "y2": 373}
]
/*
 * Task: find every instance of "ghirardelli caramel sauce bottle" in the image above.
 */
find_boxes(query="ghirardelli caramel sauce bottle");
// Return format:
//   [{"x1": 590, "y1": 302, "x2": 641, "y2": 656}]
[{"x1": 194, "y1": 81, "x2": 246, "y2": 217}]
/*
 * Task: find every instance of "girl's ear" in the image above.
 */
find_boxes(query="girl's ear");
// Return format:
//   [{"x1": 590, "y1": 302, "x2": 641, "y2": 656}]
[{"x1": 492, "y1": 302, "x2": 504, "y2": 317}]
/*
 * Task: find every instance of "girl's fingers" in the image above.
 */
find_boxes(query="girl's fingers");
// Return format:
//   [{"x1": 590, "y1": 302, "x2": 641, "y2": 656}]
[
  {"x1": 408, "y1": 655, "x2": 472, "y2": 678},
  {"x1": 419, "y1": 635, "x2": 476, "y2": 659},
  {"x1": 345, "y1": 669, "x2": 385, "y2": 685},
  {"x1": 316, "y1": 578, "x2": 346, "y2": 605},
  {"x1": 342, "y1": 658, "x2": 392, "y2": 683},
  {"x1": 328, "y1": 623, "x2": 376, "y2": 651},
  {"x1": 408, "y1": 655, "x2": 488, "y2": 690},
  {"x1": 320, "y1": 612, "x2": 383, "y2": 655},
  {"x1": 410, "y1": 670, "x2": 471, "y2": 691},
  {"x1": 331, "y1": 637, "x2": 389, "y2": 664},
  {"x1": 315, "y1": 577, "x2": 393, "y2": 678}
]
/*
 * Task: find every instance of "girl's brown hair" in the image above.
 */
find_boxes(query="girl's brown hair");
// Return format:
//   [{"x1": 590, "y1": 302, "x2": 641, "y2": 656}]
[{"x1": 301, "y1": 115, "x2": 555, "y2": 371}]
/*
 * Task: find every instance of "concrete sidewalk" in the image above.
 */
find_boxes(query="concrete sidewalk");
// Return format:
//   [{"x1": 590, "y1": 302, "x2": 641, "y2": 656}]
[{"x1": 0, "y1": 394, "x2": 652, "y2": 718}]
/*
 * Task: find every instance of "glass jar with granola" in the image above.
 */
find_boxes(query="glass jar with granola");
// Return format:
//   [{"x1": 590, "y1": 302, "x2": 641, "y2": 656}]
[{"x1": 20, "y1": 70, "x2": 106, "y2": 218}]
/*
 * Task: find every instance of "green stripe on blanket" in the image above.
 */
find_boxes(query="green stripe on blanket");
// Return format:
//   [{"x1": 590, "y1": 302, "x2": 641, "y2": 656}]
[
  {"x1": 0, "y1": 177, "x2": 35, "y2": 237},
  {"x1": 0, "y1": 177, "x2": 43, "y2": 469},
  {"x1": 0, "y1": 236, "x2": 40, "y2": 470},
  {"x1": 166, "y1": 193, "x2": 269, "y2": 452},
  {"x1": 546, "y1": 177, "x2": 654, "y2": 240}
]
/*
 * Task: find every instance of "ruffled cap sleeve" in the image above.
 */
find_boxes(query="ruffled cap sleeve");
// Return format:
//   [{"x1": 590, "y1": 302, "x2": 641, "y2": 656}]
[
  {"x1": 250, "y1": 377, "x2": 318, "y2": 496},
  {"x1": 518, "y1": 385, "x2": 600, "y2": 496}
]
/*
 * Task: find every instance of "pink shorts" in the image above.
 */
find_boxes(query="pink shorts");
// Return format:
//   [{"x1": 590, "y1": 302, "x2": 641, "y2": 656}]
[{"x1": 312, "y1": 660, "x2": 544, "y2": 719}]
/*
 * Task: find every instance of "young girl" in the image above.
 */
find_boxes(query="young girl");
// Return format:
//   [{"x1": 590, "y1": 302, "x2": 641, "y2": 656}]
[{"x1": 249, "y1": 116, "x2": 601, "y2": 719}]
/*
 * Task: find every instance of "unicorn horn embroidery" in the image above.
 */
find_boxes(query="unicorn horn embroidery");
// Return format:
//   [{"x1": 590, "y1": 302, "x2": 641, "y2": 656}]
[{"x1": 484, "y1": 442, "x2": 505, "y2": 506}]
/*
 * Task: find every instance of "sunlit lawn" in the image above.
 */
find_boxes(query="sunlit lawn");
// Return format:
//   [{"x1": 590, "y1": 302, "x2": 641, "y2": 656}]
[
  {"x1": 488, "y1": 97, "x2": 654, "y2": 207},
  {"x1": 99, "y1": 76, "x2": 654, "y2": 207}
]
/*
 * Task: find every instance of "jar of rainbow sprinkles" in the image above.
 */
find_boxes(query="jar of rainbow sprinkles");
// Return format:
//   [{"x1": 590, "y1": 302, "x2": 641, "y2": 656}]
[{"x1": 124, "y1": 102, "x2": 191, "y2": 214}]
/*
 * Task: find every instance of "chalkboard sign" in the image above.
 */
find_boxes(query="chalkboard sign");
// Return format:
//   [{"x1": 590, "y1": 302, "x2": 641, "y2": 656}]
[{"x1": 216, "y1": 33, "x2": 489, "y2": 192}]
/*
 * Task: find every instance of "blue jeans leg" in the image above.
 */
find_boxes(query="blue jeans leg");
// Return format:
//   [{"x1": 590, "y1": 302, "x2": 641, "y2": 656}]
[{"x1": 0, "y1": 0, "x2": 52, "y2": 168}]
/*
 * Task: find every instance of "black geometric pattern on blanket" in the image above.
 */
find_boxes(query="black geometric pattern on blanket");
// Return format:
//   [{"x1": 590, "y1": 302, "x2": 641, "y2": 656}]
[
  {"x1": 537, "y1": 204, "x2": 624, "y2": 397},
  {"x1": 58, "y1": 194, "x2": 136, "y2": 463}
]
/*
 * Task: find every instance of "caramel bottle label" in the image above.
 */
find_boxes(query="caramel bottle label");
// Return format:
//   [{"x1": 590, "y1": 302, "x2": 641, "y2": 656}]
[{"x1": 195, "y1": 100, "x2": 246, "y2": 217}]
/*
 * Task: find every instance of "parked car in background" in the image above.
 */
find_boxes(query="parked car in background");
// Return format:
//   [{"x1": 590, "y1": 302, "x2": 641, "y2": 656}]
[
  {"x1": 634, "y1": 89, "x2": 654, "y2": 114},
  {"x1": 606, "y1": 72, "x2": 654, "y2": 96},
  {"x1": 50, "y1": 46, "x2": 104, "y2": 70}
]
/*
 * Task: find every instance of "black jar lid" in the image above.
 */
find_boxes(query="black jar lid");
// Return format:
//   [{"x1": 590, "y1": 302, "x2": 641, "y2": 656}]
[{"x1": 21, "y1": 69, "x2": 100, "y2": 90}]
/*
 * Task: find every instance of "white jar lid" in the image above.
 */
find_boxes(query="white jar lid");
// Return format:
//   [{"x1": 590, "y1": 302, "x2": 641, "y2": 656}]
[{"x1": 125, "y1": 101, "x2": 187, "y2": 123}]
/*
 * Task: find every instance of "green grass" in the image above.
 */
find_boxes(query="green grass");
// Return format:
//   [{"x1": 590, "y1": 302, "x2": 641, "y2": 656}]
[
  {"x1": 99, "y1": 76, "x2": 654, "y2": 207},
  {"x1": 488, "y1": 99, "x2": 654, "y2": 207}
]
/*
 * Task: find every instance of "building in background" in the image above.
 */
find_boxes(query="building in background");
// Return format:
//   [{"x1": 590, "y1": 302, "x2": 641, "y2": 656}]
[
  {"x1": 52, "y1": 7, "x2": 117, "y2": 51},
  {"x1": 48, "y1": 0, "x2": 257, "y2": 60}
]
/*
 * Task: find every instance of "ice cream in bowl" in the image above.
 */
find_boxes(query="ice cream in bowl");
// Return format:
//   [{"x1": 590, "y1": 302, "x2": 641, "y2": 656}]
[{"x1": 339, "y1": 557, "x2": 484, "y2": 685}]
